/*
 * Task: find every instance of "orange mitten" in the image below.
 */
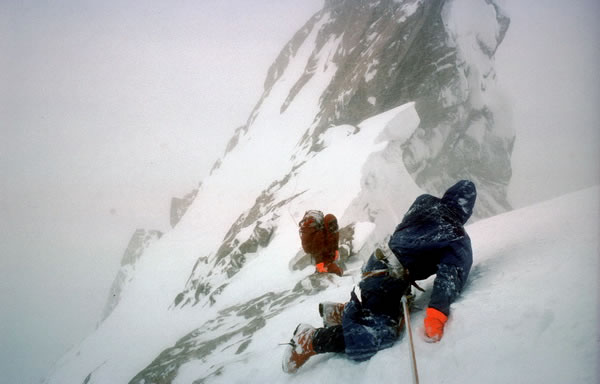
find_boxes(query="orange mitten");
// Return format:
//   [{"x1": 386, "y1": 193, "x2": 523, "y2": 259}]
[
  {"x1": 315, "y1": 261, "x2": 343, "y2": 276},
  {"x1": 315, "y1": 262, "x2": 327, "y2": 273},
  {"x1": 424, "y1": 307, "x2": 448, "y2": 342}
]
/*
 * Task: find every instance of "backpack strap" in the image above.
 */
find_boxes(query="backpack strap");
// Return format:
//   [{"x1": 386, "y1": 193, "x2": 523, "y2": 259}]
[{"x1": 362, "y1": 248, "x2": 425, "y2": 292}]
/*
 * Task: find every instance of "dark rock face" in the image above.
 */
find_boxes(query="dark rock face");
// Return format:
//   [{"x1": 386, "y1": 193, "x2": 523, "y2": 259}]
[
  {"x1": 398, "y1": 1, "x2": 513, "y2": 217},
  {"x1": 132, "y1": 273, "x2": 341, "y2": 384},
  {"x1": 120, "y1": 229, "x2": 163, "y2": 266},
  {"x1": 174, "y1": 170, "x2": 307, "y2": 308},
  {"x1": 174, "y1": 0, "x2": 512, "y2": 312},
  {"x1": 251, "y1": 0, "x2": 512, "y2": 217},
  {"x1": 170, "y1": 187, "x2": 199, "y2": 228},
  {"x1": 101, "y1": 229, "x2": 162, "y2": 321},
  {"x1": 131, "y1": 0, "x2": 513, "y2": 381}
]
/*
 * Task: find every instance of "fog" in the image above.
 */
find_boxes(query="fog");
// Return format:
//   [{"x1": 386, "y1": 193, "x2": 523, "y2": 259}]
[
  {"x1": 497, "y1": 0, "x2": 600, "y2": 206},
  {"x1": 1, "y1": 0, "x2": 598, "y2": 383},
  {"x1": 0, "y1": 1, "x2": 323, "y2": 383}
]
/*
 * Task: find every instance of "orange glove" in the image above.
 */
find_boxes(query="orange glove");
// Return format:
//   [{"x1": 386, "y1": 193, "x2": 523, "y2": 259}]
[
  {"x1": 315, "y1": 262, "x2": 343, "y2": 276},
  {"x1": 315, "y1": 262, "x2": 328, "y2": 273},
  {"x1": 424, "y1": 307, "x2": 448, "y2": 342}
]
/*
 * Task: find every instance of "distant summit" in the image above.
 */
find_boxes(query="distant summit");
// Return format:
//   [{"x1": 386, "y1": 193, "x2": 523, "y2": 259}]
[
  {"x1": 45, "y1": 1, "x2": 515, "y2": 383},
  {"x1": 246, "y1": 0, "x2": 512, "y2": 217}
]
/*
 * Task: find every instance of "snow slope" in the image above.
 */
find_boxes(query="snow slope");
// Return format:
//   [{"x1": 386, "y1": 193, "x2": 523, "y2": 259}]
[
  {"x1": 174, "y1": 186, "x2": 599, "y2": 384},
  {"x1": 45, "y1": 101, "x2": 424, "y2": 384},
  {"x1": 45, "y1": 97, "x2": 598, "y2": 382},
  {"x1": 43, "y1": 0, "x2": 599, "y2": 382}
]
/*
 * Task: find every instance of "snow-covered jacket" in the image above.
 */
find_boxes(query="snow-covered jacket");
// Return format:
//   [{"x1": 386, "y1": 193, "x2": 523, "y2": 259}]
[
  {"x1": 388, "y1": 180, "x2": 476, "y2": 315},
  {"x1": 342, "y1": 251, "x2": 410, "y2": 361},
  {"x1": 342, "y1": 180, "x2": 476, "y2": 361}
]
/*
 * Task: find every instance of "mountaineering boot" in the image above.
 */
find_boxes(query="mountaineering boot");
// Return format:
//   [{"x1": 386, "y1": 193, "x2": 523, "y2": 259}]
[
  {"x1": 319, "y1": 302, "x2": 345, "y2": 327},
  {"x1": 282, "y1": 324, "x2": 317, "y2": 373},
  {"x1": 325, "y1": 261, "x2": 343, "y2": 276}
]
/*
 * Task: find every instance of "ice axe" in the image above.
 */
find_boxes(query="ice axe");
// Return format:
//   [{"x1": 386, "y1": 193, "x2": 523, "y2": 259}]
[{"x1": 402, "y1": 295, "x2": 419, "y2": 384}]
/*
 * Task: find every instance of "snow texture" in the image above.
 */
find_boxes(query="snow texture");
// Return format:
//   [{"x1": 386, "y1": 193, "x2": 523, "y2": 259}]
[
  {"x1": 43, "y1": 0, "x2": 598, "y2": 383},
  {"x1": 45, "y1": 99, "x2": 599, "y2": 384},
  {"x1": 174, "y1": 187, "x2": 600, "y2": 384}
]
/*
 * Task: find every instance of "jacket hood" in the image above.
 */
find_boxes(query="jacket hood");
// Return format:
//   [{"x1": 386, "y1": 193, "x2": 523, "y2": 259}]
[{"x1": 441, "y1": 180, "x2": 477, "y2": 224}]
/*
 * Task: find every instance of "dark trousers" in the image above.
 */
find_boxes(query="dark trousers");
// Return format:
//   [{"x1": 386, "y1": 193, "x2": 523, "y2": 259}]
[{"x1": 312, "y1": 325, "x2": 345, "y2": 354}]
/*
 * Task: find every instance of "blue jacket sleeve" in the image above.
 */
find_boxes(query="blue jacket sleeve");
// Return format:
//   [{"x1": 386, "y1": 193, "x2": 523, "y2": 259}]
[{"x1": 428, "y1": 236, "x2": 473, "y2": 315}]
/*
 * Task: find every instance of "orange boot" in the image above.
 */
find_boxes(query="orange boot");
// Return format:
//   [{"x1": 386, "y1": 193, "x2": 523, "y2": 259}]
[
  {"x1": 282, "y1": 324, "x2": 317, "y2": 373},
  {"x1": 424, "y1": 307, "x2": 448, "y2": 342},
  {"x1": 325, "y1": 262, "x2": 343, "y2": 276}
]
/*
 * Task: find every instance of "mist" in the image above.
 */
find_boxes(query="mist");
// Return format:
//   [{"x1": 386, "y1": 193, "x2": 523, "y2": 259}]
[
  {"x1": 1, "y1": 0, "x2": 598, "y2": 383},
  {"x1": 0, "y1": 1, "x2": 323, "y2": 383},
  {"x1": 497, "y1": 0, "x2": 600, "y2": 206}
]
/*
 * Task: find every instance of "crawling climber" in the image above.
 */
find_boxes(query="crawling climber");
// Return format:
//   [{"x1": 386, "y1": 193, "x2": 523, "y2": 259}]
[
  {"x1": 283, "y1": 180, "x2": 477, "y2": 373},
  {"x1": 298, "y1": 210, "x2": 343, "y2": 276}
]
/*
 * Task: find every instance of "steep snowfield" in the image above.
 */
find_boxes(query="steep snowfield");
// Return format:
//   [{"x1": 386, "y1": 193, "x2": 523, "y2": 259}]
[
  {"x1": 45, "y1": 101, "x2": 598, "y2": 383},
  {"x1": 42, "y1": 0, "x2": 599, "y2": 381},
  {"x1": 174, "y1": 186, "x2": 599, "y2": 384},
  {"x1": 45, "y1": 102, "x2": 424, "y2": 384}
]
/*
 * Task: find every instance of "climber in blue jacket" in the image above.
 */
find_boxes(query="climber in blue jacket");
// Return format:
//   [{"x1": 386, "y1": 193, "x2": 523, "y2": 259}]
[
  {"x1": 388, "y1": 179, "x2": 476, "y2": 340},
  {"x1": 283, "y1": 180, "x2": 477, "y2": 373}
]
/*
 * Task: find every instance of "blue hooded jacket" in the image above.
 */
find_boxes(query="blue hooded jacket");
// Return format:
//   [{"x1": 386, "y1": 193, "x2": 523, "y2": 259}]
[
  {"x1": 342, "y1": 180, "x2": 476, "y2": 361},
  {"x1": 388, "y1": 180, "x2": 476, "y2": 314}
]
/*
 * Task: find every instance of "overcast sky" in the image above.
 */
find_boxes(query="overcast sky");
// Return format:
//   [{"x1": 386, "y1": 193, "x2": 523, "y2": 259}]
[
  {"x1": 0, "y1": 1, "x2": 323, "y2": 383},
  {"x1": 497, "y1": 0, "x2": 600, "y2": 206},
  {"x1": 1, "y1": 0, "x2": 598, "y2": 383}
]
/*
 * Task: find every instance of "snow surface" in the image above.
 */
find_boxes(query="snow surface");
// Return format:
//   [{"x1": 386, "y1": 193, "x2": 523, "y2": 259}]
[
  {"x1": 175, "y1": 186, "x2": 600, "y2": 384},
  {"x1": 43, "y1": 1, "x2": 599, "y2": 382},
  {"x1": 443, "y1": 0, "x2": 510, "y2": 120},
  {"x1": 46, "y1": 101, "x2": 600, "y2": 383},
  {"x1": 396, "y1": 0, "x2": 423, "y2": 23},
  {"x1": 45, "y1": 35, "x2": 425, "y2": 384}
]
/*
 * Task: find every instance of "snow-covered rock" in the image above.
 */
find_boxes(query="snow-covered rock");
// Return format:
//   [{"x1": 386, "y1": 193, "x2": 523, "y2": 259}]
[
  {"x1": 100, "y1": 229, "x2": 162, "y2": 322},
  {"x1": 170, "y1": 188, "x2": 199, "y2": 228},
  {"x1": 44, "y1": 1, "x2": 543, "y2": 383},
  {"x1": 175, "y1": 186, "x2": 598, "y2": 384}
]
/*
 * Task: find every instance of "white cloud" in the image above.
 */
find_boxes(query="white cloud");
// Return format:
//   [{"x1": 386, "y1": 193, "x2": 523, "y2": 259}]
[{"x1": 0, "y1": 1, "x2": 323, "y2": 383}]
